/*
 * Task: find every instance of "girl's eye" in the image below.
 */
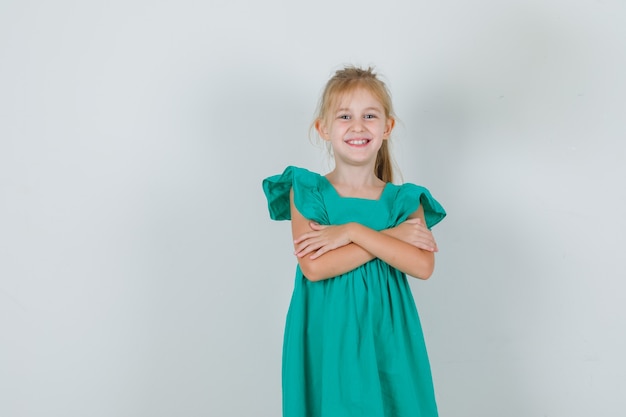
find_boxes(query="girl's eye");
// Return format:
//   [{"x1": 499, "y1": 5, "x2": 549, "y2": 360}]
[
  {"x1": 338, "y1": 114, "x2": 351, "y2": 120},
  {"x1": 364, "y1": 114, "x2": 377, "y2": 119}
]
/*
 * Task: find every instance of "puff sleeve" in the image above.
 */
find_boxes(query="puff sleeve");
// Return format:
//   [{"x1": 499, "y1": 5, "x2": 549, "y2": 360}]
[
  {"x1": 262, "y1": 166, "x2": 329, "y2": 225},
  {"x1": 388, "y1": 183, "x2": 446, "y2": 229}
]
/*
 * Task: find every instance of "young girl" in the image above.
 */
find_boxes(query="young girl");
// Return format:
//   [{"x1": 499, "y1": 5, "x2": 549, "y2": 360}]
[{"x1": 262, "y1": 66, "x2": 446, "y2": 417}]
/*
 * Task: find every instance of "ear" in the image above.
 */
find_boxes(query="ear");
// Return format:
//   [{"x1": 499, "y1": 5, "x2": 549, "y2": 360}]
[
  {"x1": 383, "y1": 117, "x2": 396, "y2": 139},
  {"x1": 315, "y1": 119, "x2": 330, "y2": 141}
]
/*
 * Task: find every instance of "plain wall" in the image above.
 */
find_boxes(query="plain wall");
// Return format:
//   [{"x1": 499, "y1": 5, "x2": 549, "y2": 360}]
[{"x1": 1, "y1": 1, "x2": 625, "y2": 416}]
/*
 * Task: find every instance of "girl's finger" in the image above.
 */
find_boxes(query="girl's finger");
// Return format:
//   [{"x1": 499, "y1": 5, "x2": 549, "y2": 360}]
[
  {"x1": 295, "y1": 238, "x2": 326, "y2": 257},
  {"x1": 294, "y1": 231, "x2": 320, "y2": 244},
  {"x1": 295, "y1": 245, "x2": 315, "y2": 258},
  {"x1": 310, "y1": 246, "x2": 329, "y2": 260},
  {"x1": 309, "y1": 222, "x2": 326, "y2": 230}
]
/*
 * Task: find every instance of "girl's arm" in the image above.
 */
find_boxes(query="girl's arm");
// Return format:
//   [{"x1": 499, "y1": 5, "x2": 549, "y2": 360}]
[
  {"x1": 290, "y1": 190, "x2": 376, "y2": 280},
  {"x1": 291, "y1": 190, "x2": 437, "y2": 281}
]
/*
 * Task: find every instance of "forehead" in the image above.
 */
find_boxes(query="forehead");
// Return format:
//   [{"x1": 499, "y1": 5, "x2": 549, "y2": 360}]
[{"x1": 332, "y1": 88, "x2": 384, "y2": 111}]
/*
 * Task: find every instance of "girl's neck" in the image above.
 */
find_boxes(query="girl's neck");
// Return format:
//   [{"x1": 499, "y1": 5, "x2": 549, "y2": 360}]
[{"x1": 325, "y1": 164, "x2": 385, "y2": 189}]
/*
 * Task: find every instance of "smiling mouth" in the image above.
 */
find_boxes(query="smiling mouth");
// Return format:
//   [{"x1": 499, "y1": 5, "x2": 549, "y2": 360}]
[{"x1": 345, "y1": 139, "x2": 371, "y2": 146}]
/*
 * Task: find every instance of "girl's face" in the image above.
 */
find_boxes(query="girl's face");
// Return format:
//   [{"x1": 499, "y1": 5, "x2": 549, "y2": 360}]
[{"x1": 316, "y1": 88, "x2": 394, "y2": 168}]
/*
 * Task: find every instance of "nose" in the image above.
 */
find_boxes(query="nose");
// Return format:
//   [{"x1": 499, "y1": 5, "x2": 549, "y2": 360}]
[{"x1": 351, "y1": 118, "x2": 364, "y2": 132}]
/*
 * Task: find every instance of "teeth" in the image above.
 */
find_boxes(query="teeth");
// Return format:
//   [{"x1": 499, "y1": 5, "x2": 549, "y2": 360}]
[{"x1": 348, "y1": 139, "x2": 369, "y2": 145}]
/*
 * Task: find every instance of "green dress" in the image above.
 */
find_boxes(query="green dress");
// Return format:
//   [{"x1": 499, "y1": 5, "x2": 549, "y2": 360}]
[{"x1": 263, "y1": 166, "x2": 446, "y2": 417}]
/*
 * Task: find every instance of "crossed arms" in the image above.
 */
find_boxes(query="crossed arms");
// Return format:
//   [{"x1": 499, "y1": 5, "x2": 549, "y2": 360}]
[{"x1": 290, "y1": 189, "x2": 439, "y2": 282}]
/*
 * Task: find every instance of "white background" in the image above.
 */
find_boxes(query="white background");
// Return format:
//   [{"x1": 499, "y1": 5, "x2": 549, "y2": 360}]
[{"x1": 1, "y1": 1, "x2": 625, "y2": 416}]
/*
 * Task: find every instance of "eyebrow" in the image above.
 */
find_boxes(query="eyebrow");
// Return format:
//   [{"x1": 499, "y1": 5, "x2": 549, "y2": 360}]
[{"x1": 335, "y1": 107, "x2": 383, "y2": 113}]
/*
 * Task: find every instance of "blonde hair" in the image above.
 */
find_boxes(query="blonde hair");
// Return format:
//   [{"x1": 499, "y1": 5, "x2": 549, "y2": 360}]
[{"x1": 313, "y1": 66, "x2": 396, "y2": 183}]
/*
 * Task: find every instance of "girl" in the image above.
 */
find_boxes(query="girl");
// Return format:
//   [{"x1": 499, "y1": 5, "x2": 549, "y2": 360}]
[{"x1": 263, "y1": 66, "x2": 446, "y2": 417}]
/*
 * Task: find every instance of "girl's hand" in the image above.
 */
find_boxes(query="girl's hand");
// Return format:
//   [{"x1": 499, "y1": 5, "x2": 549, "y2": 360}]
[
  {"x1": 293, "y1": 222, "x2": 353, "y2": 260},
  {"x1": 388, "y1": 218, "x2": 438, "y2": 252}
]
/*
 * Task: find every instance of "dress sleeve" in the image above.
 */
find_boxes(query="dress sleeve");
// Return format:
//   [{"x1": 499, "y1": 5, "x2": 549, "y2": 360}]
[
  {"x1": 389, "y1": 183, "x2": 446, "y2": 229},
  {"x1": 262, "y1": 166, "x2": 329, "y2": 224}
]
